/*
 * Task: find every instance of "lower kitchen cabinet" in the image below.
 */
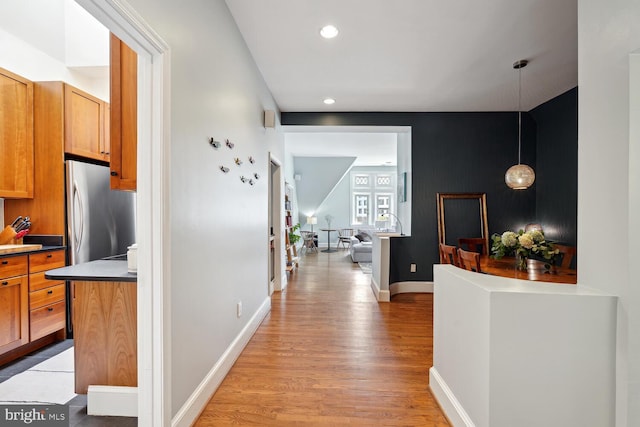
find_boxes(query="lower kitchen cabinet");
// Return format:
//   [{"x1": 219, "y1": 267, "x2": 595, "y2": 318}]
[
  {"x1": 0, "y1": 249, "x2": 66, "y2": 364},
  {"x1": 0, "y1": 256, "x2": 29, "y2": 354},
  {"x1": 28, "y1": 250, "x2": 66, "y2": 341}
]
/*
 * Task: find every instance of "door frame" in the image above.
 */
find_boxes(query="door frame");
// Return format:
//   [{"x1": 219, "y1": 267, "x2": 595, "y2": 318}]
[
  {"x1": 76, "y1": 0, "x2": 170, "y2": 425},
  {"x1": 269, "y1": 154, "x2": 284, "y2": 292}
]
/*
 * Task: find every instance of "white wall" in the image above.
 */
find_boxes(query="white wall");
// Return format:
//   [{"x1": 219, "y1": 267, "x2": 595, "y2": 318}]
[
  {"x1": 125, "y1": 0, "x2": 283, "y2": 417},
  {"x1": 0, "y1": 0, "x2": 109, "y2": 100},
  {"x1": 578, "y1": 0, "x2": 640, "y2": 425}
]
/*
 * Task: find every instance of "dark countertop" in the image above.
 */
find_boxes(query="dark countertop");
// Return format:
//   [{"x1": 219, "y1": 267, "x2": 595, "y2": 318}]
[{"x1": 45, "y1": 259, "x2": 137, "y2": 283}]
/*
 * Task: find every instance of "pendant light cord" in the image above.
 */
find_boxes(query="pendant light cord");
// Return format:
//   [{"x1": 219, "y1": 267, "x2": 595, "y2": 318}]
[{"x1": 518, "y1": 65, "x2": 522, "y2": 165}]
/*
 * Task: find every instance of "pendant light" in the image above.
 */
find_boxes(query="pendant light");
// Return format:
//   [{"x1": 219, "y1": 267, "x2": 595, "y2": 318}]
[{"x1": 505, "y1": 59, "x2": 535, "y2": 190}]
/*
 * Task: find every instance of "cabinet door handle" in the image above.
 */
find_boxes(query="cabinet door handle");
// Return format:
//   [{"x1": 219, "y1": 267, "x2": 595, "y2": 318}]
[
  {"x1": 47, "y1": 254, "x2": 53, "y2": 258},
  {"x1": 1, "y1": 260, "x2": 8, "y2": 265},
  {"x1": 47, "y1": 307, "x2": 54, "y2": 312},
  {"x1": 110, "y1": 171, "x2": 118, "y2": 176},
  {"x1": 47, "y1": 290, "x2": 53, "y2": 294},
  {"x1": 1, "y1": 281, "x2": 8, "y2": 286}
]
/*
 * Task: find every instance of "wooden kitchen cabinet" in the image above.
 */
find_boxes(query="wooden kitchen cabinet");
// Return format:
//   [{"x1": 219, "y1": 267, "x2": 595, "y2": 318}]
[
  {"x1": 0, "y1": 249, "x2": 66, "y2": 365},
  {"x1": 0, "y1": 67, "x2": 34, "y2": 199},
  {"x1": 64, "y1": 84, "x2": 109, "y2": 162},
  {"x1": 110, "y1": 33, "x2": 137, "y2": 191},
  {"x1": 0, "y1": 255, "x2": 29, "y2": 355},
  {"x1": 5, "y1": 82, "x2": 68, "y2": 238},
  {"x1": 73, "y1": 280, "x2": 137, "y2": 393},
  {"x1": 28, "y1": 249, "x2": 66, "y2": 341}
]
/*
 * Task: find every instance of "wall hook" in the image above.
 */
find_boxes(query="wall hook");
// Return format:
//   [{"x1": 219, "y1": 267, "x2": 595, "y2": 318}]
[
  {"x1": 248, "y1": 156, "x2": 255, "y2": 164},
  {"x1": 220, "y1": 166, "x2": 230, "y2": 173},
  {"x1": 209, "y1": 137, "x2": 221, "y2": 149},
  {"x1": 240, "y1": 176, "x2": 247, "y2": 183},
  {"x1": 234, "y1": 157, "x2": 243, "y2": 166},
  {"x1": 225, "y1": 139, "x2": 234, "y2": 149},
  {"x1": 254, "y1": 173, "x2": 260, "y2": 180}
]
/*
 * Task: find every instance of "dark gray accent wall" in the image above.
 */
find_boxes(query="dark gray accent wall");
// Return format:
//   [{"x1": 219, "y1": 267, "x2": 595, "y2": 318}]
[
  {"x1": 282, "y1": 112, "x2": 539, "y2": 282},
  {"x1": 530, "y1": 88, "x2": 578, "y2": 247}
]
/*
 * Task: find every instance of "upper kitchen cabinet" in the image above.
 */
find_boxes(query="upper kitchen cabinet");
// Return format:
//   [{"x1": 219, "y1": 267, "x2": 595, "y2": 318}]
[
  {"x1": 64, "y1": 85, "x2": 109, "y2": 162},
  {"x1": 0, "y1": 67, "x2": 34, "y2": 199},
  {"x1": 109, "y1": 33, "x2": 137, "y2": 191}
]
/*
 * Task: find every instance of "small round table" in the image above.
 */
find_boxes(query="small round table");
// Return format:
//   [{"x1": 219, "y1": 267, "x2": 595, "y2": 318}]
[{"x1": 320, "y1": 228, "x2": 337, "y2": 253}]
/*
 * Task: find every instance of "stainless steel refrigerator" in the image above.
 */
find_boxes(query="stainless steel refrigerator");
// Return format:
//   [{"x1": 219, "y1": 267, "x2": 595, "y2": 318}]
[
  {"x1": 65, "y1": 160, "x2": 136, "y2": 335},
  {"x1": 66, "y1": 160, "x2": 136, "y2": 264}
]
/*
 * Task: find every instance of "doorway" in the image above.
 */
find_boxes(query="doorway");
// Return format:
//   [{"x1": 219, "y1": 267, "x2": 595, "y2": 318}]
[{"x1": 269, "y1": 155, "x2": 284, "y2": 293}]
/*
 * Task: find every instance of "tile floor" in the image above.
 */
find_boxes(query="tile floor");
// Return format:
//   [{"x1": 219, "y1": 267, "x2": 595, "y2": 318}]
[{"x1": 0, "y1": 340, "x2": 137, "y2": 426}]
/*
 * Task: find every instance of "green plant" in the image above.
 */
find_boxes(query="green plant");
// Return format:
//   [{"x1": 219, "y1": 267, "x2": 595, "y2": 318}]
[{"x1": 289, "y1": 223, "x2": 301, "y2": 245}]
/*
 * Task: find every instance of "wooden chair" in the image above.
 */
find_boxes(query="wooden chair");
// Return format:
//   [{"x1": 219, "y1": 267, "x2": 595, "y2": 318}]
[
  {"x1": 458, "y1": 248, "x2": 482, "y2": 272},
  {"x1": 300, "y1": 231, "x2": 317, "y2": 254},
  {"x1": 554, "y1": 244, "x2": 576, "y2": 269},
  {"x1": 458, "y1": 237, "x2": 489, "y2": 255},
  {"x1": 439, "y1": 243, "x2": 459, "y2": 266},
  {"x1": 337, "y1": 228, "x2": 355, "y2": 249}
]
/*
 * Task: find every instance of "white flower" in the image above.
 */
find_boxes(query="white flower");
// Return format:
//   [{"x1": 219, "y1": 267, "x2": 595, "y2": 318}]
[
  {"x1": 501, "y1": 231, "x2": 518, "y2": 247},
  {"x1": 518, "y1": 233, "x2": 534, "y2": 249},
  {"x1": 529, "y1": 230, "x2": 544, "y2": 243}
]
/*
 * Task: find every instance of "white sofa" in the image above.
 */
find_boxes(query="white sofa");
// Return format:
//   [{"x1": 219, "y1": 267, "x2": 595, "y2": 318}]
[{"x1": 349, "y1": 235, "x2": 373, "y2": 263}]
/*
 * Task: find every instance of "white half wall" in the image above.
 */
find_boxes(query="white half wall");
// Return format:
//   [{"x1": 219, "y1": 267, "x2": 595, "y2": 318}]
[{"x1": 432, "y1": 265, "x2": 617, "y2": 427}]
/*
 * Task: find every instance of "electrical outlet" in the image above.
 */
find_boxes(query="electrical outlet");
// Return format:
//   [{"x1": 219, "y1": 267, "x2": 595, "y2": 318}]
[
  {"x1": 410, "y1": 263, "x2": 417, "y2": 273},
  {"x1": 237, "y1": 301, "x2": 242, "y2": 318}
]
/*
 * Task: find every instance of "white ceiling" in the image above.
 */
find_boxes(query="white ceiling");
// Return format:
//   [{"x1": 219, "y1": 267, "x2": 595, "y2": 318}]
[
  {"x1": 225, "y1": 0, "x2": 577, "y2": 112},
  {"x1": 285, "y1": 131, "x2": 397, "y2": 166}
]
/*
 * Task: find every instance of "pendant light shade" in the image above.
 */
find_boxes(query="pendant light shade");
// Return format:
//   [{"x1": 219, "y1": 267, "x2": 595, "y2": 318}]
[
  {"x1": 505, "y1": 59, "x2": 535, "y2": 190},
  {"x1": 505, "y1": 163, "x2": 535, "y2": 189}
]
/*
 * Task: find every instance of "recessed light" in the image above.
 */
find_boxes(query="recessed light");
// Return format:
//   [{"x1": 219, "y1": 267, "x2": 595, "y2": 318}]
[
  {"x1": 323, "y1": 98, "x2": 336, "y2": 105},
  {"x1": 320, "y1": 25, "x2": 339, "y2": 39}
]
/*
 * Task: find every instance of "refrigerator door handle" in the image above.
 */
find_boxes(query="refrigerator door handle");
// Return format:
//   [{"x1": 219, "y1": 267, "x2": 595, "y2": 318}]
[{"x1": 72, "y1": 180, "x2": 84, "y2": 256}]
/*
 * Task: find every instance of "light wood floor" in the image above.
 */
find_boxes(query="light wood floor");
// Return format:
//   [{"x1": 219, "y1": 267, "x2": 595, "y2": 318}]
[{"x1": 195, "y1": 249, "x2": 450, "y2": 426}]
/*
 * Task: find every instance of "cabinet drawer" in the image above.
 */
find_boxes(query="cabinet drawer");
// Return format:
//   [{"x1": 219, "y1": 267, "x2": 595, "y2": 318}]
[
  {"x1": 29, "y1": 271, "x2": 64, "y2": 292},
  {"x1": 30, "y1": 283, "x2": 65, "y2": 310},
  {"x1": 0, "y1": 255, "x2": 28, "y2": 279},
  {"x1": 30, "y1": 300, "x2": 65, "y2": 341},
  {"x1": 29, "y1": 250, "x2": 65, "y2": 274}
]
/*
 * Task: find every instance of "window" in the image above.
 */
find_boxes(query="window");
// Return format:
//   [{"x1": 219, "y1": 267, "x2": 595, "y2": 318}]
[{"x1": 350, "y1": 171, "x2": 396, "y2": 227}]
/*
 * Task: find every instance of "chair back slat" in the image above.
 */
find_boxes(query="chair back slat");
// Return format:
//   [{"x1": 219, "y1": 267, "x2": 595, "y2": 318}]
[
  {"x1": 458, "y1": 248, "x2": 482, "y2": 272},
  {"x1": 458, "y1": 237, "x2": 488, "y2": 255},
  {"x1": 439, "y1": 243, "x2": 459, "y2": 266}
]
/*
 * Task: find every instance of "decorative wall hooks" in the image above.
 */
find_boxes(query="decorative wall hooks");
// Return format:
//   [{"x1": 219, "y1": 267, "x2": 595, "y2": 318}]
[{"x1": 208, "y1": 134, "x2": 259, "y2": 187}]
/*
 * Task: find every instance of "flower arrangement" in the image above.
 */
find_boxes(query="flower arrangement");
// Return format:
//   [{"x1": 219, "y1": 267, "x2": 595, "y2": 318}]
[
  {"x1": 324, "y1": 214, "x2": 334, "y2": 228},
  {"x1": 490, "y1": 229, "x2": 559, "y2": 270}
]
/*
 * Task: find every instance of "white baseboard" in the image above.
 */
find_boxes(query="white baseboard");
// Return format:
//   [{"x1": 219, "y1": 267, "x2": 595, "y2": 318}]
[
  {"x1": 370, "y1": 276, "x2": 390, "y2": 302},
  {"x1": 429, "y1": 367, "x2": 475, "y2": 427},
  {"x1": 389, "y1": 281, "x2": 433, "y2": 296},
  {"x1": 171, "y1": 297, "x2": 272, "y2": 427},
  {"x1": 87, "y1": 386, "x2": 137, "y2": 417}
]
